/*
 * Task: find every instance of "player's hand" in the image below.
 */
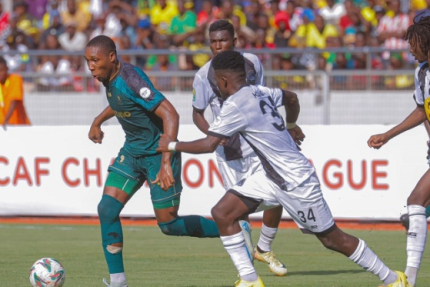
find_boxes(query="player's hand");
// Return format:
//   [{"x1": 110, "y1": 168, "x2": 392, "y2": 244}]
[
  {"x1": 156, "y1": 134, "x2": 173, "y2": 152},
  {"x1": 367, "y1": 133, "x2": 389, "y2": 149},
  {"x1": 151, "y1": 163, "x2": 175, "y2": 191},
  {"x1": 288, "y1": 125, "x2": 305, "y2": 150},
  {"x1": 219, "y1": 138, "x2": 228, "y2": 146},
  {"x1": 88, "y1": 124, "x2": 104, "y2": 144}
]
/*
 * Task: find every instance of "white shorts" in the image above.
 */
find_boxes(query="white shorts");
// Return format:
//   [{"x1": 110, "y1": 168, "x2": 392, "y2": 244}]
[
  {"x1": 230, "y1": 170, "x2": 335, "y2": 234},
  {"x1": 217, "y1": 152, "x2": 263, "y2": 190}
]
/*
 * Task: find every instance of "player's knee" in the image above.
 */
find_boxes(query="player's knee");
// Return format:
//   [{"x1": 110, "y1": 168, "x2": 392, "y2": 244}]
[
  {"x1": 158, "y1": 217, "x2": 182, "y2": 236},
  {"x1": 98, "y1": 195, "x2": 122, "y2": 223},
  {"x1": 211, "y1": 205, "x2": 223, "y2": 223}
]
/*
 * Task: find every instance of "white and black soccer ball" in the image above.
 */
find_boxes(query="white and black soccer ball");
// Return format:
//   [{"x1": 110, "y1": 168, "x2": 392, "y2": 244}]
[{"x1": 29, "y1": 258, "x2": 65, "y2": 287}]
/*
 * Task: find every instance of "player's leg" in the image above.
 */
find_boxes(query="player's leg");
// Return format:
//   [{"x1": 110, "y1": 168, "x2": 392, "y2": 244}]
[
  {"x1": 403, "y1": 169, "x2": 430, "y2": 286},
  {"x1": 280, "y1": 173, "x2": 407, "y2": 286},
  {"x1": 211, "y1": 192, "x2": 264, "y2": 286},
  {"x1": 98, "y1": 169, "x2": 143, "y2": 287},
  {"x1": 148, "y1": 151, "x2": 219, "y2": 237},
  {"x1": 255, "y1": 206, "x2": 287, "y2": 276}
]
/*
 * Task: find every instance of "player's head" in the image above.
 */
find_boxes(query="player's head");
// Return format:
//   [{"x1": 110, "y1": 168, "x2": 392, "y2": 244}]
[
  {"x1": 0, "y1": 56, "x2": 8, "y2": 83},
  {"x1": 212, "y1": 50, "x2": 246, "y2": 100},
  {"x1": 84, "y1": 35, "x2": 118, "y2": 84},
  {"x1": 406, "y1": 14, "x2": 430, "y2": 62},
  {"x1": 209, "y1": 19, "x2": 237, "y2": 56}
]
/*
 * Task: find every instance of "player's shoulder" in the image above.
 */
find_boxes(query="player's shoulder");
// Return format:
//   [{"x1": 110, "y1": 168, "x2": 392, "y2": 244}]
[
  {"x1": 242, "y1": 52, "x2": 261, "y2": 64},
  {"x1": 120, "y1": 62, "x2": 145, "y2": 78},
  {"x1": 8, "y1": 73, "x2": 23, "y2": 83},
  {"x1": 195, "y1": 60, "x2": 212, "y2": 78}
]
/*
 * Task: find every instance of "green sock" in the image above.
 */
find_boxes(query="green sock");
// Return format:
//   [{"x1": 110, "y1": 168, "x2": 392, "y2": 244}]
[
  {"x1": 425, "y1": 205, "x2": 430, "y2": 218},
  {"x1": 98, "y1": 195, "x2": 125, "y2": 274}
]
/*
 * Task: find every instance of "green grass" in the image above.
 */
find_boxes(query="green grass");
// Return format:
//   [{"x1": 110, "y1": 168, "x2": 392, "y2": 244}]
[{"x1": 1, "y1": 224, "x2": 429, "y2": 287}]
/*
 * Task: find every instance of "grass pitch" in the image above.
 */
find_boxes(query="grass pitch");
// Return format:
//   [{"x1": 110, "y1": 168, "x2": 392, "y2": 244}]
[{"x1": 1, "y1": 223, "x2": 429, "y2": 287}]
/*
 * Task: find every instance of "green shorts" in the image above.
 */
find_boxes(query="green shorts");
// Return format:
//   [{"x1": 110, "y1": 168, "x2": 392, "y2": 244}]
[{"x1": 106, "y1": 149, "x2": 183, "y2": 209}]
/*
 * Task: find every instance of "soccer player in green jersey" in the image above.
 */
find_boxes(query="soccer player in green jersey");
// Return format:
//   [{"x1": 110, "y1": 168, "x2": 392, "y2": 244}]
[{"x1": 85, "y1": 35, "x2": 219, "y2": 287}]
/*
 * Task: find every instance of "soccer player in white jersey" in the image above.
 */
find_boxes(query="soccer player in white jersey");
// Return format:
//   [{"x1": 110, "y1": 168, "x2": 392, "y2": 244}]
[
  {"x1": 160, "y1": 50, "x2": 410, "y2": 287},
  {"x1": 368, "y1": 15, "x2": 430, "y2": 287},
  {"x1": 192, "y1": 19, "x2": 287, "y2": 276}
]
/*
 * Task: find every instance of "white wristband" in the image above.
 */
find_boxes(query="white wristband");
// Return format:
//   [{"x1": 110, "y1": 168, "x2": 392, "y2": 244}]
[
  {"x1": 286, "y1": 122, "x2": 297, "y2": 130},
  {"x1": 167, "y1": 142, "x2": 177, "y2": 151}
]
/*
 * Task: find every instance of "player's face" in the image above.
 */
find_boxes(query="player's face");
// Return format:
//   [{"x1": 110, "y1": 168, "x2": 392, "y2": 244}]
[
  {"x1": 409, "y1": 38, "x2": 426, "y2": 62},
  {"x1": 209, "y1": 30, "x2": 237, "y2": 55},
  {"x1": 84, "y1": 46, "x2": 116, "y2": 83},
  {"x1": 0, "y1": 63, "x2": 8, "y2": 84},
  {"x1": 214, "y1": 70, "x2": 229, "y2": 100}
]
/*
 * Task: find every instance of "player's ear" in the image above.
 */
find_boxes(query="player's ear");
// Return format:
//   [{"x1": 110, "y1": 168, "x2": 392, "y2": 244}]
[
  {"x1": 233, "y1": 37, "x2": 237, "y2": 47},
  {"x1": 109, "y1": 51, "x2": 116, "y2": 63}
]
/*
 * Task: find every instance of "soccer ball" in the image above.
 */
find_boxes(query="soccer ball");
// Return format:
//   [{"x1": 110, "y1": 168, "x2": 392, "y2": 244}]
[{"x1": 29, "y1": 258, "x2": 66, "y2": 287}]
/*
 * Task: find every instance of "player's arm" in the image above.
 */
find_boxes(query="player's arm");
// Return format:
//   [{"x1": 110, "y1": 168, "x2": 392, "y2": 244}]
[
  {"x1": 88, "y1": 106, "x2": 115, "y2": 144},
  {"x1": 152, "y1": 99, "x2": 179, "y2": 190},
  {"x1": 3, "y1": 100, "x2": 17, "y2": 125},
  {"x1": 192, "y1": 107, "x2": 210, "y2": 134},
  {"x1": 281, "y1": 89, "x2": 305, "y2": 148},
  {"x1": 368, "y1": 106, "x2": 426, "y2": 149},
  {"x1": 157, "y1": 133, "x2": 222, "y2": 154}
]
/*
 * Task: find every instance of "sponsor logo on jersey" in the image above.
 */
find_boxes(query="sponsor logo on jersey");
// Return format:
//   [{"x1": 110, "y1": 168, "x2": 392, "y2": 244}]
[
  {"x1": 192, "y1": 88, "x2": 196, "y2": 102},
  {"x1": 107, "y1": 92, "x2": 112, "y2": 98},
  {"x1": 113, "y1": 110, "x2": 131, "y2": 118},
  {"x1": 139, "y1": 87, "x2": 151, "y2": 99},
  {"x1": 120, "y1": 155, "x2": 125, "y2": 163}
]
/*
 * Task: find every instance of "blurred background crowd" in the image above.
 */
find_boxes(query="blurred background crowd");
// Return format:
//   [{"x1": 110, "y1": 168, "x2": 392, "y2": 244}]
[{"x1": 0, "y1": 0, "x2": 425, "y2": 92}]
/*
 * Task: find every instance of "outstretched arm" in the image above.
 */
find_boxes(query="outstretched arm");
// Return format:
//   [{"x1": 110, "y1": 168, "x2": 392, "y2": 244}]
[
  {"x1": 152, "y1": 99, "x2": 179, "y2": 190},
  {"x1": 157, "y1": 133, "x2": 222, "y2": 154},
  {"x1": 368, "y1": 106, "x2": 426, "y2": 149},
  {"x1": 88, "y1": 106, "x2": 115, "y2": 144},
  {"x1": 3, "y1": 100, "x2": 18, "y2": 125}
]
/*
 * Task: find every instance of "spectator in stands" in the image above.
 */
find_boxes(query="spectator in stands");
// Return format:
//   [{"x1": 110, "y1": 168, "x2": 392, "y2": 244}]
[
  {"x1": 117, "y1": 34, "x2": 133, "y2": 64},
  {"x1": 295, "y1": 13, "x2": 339, "y2": 51},
  {"x1": 219, "y1": 0, "x2": 246, "y2": 26},
  {"x1": 384, "y1": 52, "x2": 414, "y2": 89},
  {"x1": 0, "y1": 2, "x2": 9, "y2": 38},
  {"x1": 58, "y1": 19, "x2": 87, "y2": 52},
  {"x1": 42, "y1": 0, "x2": 60, "y2": 30},
  {"x1": 197, "y1": 0, "x2": 218, "y2": 27},
  {"x1": 26, "y1": 0, "x2": 49, "y2": 28},
  {"x1": 168, "y1": 0, "x2": 197, "y2": 46},
  {"x1": 285, "y1": 0, "x2": 302, "y2": 32},
  {"x1": 319, "y1": 0, "x2": 346, "y2": 26},
  {"x1": 243, "y1": 0, "x2": 260, "y2": 30},
  {"x1": 273, "y1": 10, "x2": 292, "y2": 47},
  {"x1": 231, "y1": 14, "x2": 255, "y2": 48},
  {"x1": 13, "y1": 1, "x2": 39, "y2": 46},
  {"x1": 39, "y1": 10, "x2": 65, "y2": 47},
  {"x1": 61, "y1": 0, "x2": 91, "y2": 33},
  {"x1": 376, "y1": 0, "x2": 410, "y2": 60},
  {"x1": 106, "y1": 0, "x2": 138, "y2": 41},
  {"x1": 188, "y1": 28, "x2": 210, "y2": 69},
  {"x1": 2, "y1": 30, "x2": 30, "y2": 73},
  {"x1": 0, "y1": 56, "x2": 30, "y2": 127},
  {"x1": 150, "y1": 0, "x2": 179, "y2": 35},
  {"x1": 89, "y1": 13, "x2": 117, "y2": 40},
  {"x1": 38, "y1": 54, "x2": 74, "y2": 91}
]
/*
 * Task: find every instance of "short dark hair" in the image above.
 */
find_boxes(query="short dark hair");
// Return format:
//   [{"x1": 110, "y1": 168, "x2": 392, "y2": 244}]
[
  {"x1": 0, "y1": 56, "x2": 7, "y2": 66},
  {"x1": 86, "y1": 35, "x2": 117, "y2": 55},
  {"x1": 212, "y1": 50, "x2": 245, "y2": 77},
  {"x1": 209, "y1": 19, "x2": 235, "y2": 39}
]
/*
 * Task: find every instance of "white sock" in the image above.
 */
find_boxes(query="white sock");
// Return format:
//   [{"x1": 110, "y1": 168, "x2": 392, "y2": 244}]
[
  {"x1": 349, "y1": 239, "x2": 397, "y2": 285},
  {"x1": 221, "y1": 232, "x2": 258, "y2": 282},
  {"x1": 405, "y1": 205, "x2": 427, "y2": 286},
  {"x1": 257, "y1": 224, "x2": 278, "y2": 252},
  {"x1": 110, "y1": 272, "x2": 126, "y2": 283}
]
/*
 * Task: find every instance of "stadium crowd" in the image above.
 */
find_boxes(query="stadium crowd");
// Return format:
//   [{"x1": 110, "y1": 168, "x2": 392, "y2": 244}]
[{"x1": 0, "y1": 0, "x2": 425, "y2": 91}]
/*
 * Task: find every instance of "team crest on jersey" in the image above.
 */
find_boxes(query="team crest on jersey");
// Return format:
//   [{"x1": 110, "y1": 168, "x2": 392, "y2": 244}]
[
  {"x1": 139, "y1": 87, "x2": 151, "y2": 99},
  {"x1": 117, "y1": 96, "x2": 123, "y2": 105},
  {"x1": 107, "y1": 92, "x2": 112, "y2": 98}
]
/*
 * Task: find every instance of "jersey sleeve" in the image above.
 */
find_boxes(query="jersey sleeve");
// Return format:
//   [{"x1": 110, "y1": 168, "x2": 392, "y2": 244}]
[
  {"x1": 413, "y1": 63, "x2": 426, "y2": 106},
  {"x1": 125, "y1": 67, "x2": 165, "y2": 111},
  {"x1": 192, "y1": 72, "x2": 210, "y2": 111},
  {"x1": 257, "y1": 86, "x2": 283, "y2": 107},
  {"x1": 254, "y1": 57, "x2": 265, "y2": 86},
  {"x1": 208, "y1": 101, "x2": 248, "y2": 138}
]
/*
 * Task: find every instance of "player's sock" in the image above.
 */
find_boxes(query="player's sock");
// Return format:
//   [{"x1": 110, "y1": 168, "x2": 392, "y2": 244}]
[
  {"x1": 98, "y1": 195, "x2": 125, "y2": 274},
  {"x1": 257, "y1": 223, "x2": 277, "y2": 252},
  {"x1": 158, "y1": 215, "x2": 219, "y2": 238},
  {"x1": 405, "y1": 205, "x2": 427, "y2": 286},
  {"x1": 348, "y1": 238, "x2": 398, "y2": 285},
  {"x1": 221, "y1": 232, "x2": 258, "y2": 282},
  {"x1": 110, "y1": 272, "x2": 126, "y2": 283},
  {"x1": 425, "y1": 204, "x2": 430, "y2": 218}
]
